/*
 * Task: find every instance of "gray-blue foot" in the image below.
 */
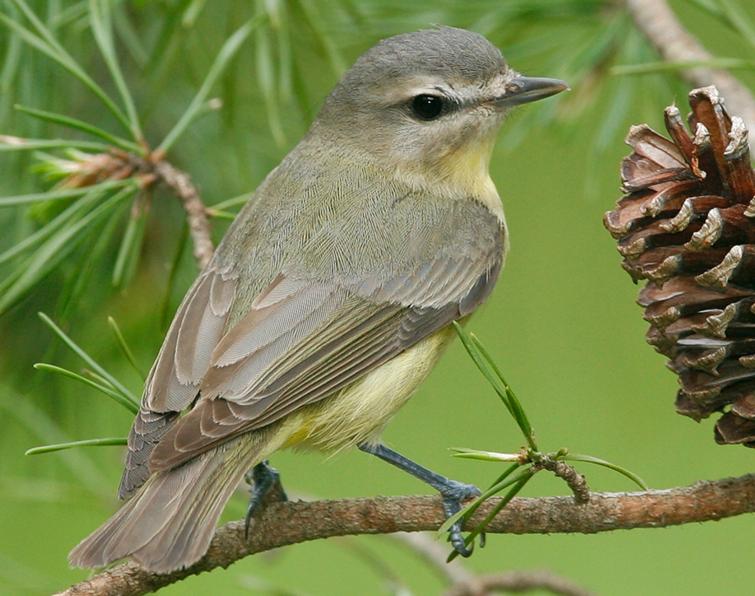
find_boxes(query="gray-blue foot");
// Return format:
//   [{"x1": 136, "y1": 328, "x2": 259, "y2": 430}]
[
  {"x1": 358, "y1": 442, "x2": 483, "y2": 557},
  {"x1": 244, "y1": 460, "x2": 287, "y2": 539}
]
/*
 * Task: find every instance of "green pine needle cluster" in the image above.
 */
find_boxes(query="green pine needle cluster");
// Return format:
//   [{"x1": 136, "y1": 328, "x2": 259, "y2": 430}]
[
  {"x1": 0, "y1": 0, "x2": 261, "y2": 314},
  {"x1": 444, "y1": 323, "x2": 646, "y2": 560}
]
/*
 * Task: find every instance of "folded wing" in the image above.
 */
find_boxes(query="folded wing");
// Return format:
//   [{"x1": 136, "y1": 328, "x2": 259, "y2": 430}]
[{"x1": 148, "y1": 244, "x2": 502, "y2": 471}]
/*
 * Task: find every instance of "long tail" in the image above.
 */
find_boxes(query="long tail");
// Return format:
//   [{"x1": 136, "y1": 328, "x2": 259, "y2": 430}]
[{"x1": 69, "y1": 434, "x2": 267, "y2": 573}]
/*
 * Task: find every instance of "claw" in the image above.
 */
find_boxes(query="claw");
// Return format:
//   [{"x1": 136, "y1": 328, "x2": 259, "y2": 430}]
[
  {"x1": 440, "y1": 480, "x2": 480, "y2": 558},
  {"x1": 445, "y1": 513, "x2": 473, "y2": 557},
  {"x1": 447, "y1": 528, "x2": 472, "y2": 556},
  {"x1": 244, "y1": 461, "x2": 287, "y2": 540}
]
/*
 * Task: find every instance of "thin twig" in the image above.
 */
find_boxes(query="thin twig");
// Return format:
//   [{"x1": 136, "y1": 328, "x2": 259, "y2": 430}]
[
  {"x1": 536, "y1": 459, "x2": 590, "y2": 505},
  {"x1": 626, "y1": 0, "x2": 755, "y2": 151},
  {"x1": 58, "y1": 473, "x2": 755, "y2": 596},
  {"x1": 392, "y1": 532, "x2": 474, "y2": 585},
  {"x1": 394, "y1": 534, "x2": 591, "y2": 596},
  {"x1": 152, "y1": 160, "x2": 214, "y2": 269},
  {"x1": 444, "y1": 570, "x2": 594, "y2": 596}
]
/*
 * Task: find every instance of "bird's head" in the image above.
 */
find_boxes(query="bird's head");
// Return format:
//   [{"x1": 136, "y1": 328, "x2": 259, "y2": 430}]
[{"x1": 314, "y1": 27, "x2": 567, "y2": 194}]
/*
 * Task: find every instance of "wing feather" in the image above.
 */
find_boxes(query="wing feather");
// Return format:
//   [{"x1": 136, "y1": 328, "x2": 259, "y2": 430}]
[
  {"x1": 175, "y1": 273, "x2": 229, "y2": 382},
  {"x1": 212, "y1": 277, "x2": 336, "y2": 366},
  {"x1": 119, "y1": 269, "x2": 236, "y2": 498},
  {"x1": 148, "y1": 269, "x2": 237, "y2": 409}
]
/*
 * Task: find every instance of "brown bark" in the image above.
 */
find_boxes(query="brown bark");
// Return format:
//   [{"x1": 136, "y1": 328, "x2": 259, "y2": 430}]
[{"x1": 58, "y1": 473, "x2": 755, "y2": 596}]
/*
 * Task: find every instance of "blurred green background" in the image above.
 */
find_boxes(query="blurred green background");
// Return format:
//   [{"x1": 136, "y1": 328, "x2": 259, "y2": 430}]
[{"x1": 0, "y1": 1, "x2": 753, "y2": 594}]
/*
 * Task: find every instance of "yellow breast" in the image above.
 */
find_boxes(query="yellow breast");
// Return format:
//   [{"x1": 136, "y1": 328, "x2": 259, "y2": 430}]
[{"x1": 279, "y1": 325, "x2": 456, "y2": 452}]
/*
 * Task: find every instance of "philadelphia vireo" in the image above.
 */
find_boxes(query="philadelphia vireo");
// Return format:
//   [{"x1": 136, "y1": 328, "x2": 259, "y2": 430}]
[{"x1": 71, "y1": 26, "x2": 566, "y2": 572}]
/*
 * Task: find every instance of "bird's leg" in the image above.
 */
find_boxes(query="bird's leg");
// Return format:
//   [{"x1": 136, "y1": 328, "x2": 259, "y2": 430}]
[
  {"x1": 244, "y1": 460, "x2": 287, "y2": 539},
  {"x1": 358, "y1": 442, "x2": 482, "y2": 557}
]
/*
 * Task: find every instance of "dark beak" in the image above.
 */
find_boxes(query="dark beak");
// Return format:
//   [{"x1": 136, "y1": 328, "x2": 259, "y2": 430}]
[{"x1": 496, "y1": 76, "x2": 569, "y2": 107}]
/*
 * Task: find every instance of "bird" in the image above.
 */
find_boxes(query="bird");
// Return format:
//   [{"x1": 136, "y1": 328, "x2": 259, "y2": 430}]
[{"x1": 69, "y1": 26, "x2": 566, "y2": 573}]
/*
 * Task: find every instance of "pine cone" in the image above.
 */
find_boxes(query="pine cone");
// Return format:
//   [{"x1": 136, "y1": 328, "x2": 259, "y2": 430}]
[{"x1": 604, "y1": 86, "x2": 755, "y2": 448}]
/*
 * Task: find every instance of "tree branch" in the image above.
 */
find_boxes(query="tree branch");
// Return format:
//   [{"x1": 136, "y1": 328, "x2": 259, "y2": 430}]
[
  {"x1": 59, "y1": 473, "x2": 755, "y2": 596},
  {"x1": 626, "y1": 0, "x2": 755, "y2": 150}
]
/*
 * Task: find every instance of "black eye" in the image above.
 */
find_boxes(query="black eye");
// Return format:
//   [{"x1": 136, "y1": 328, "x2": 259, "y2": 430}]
[{"x1": 410, "y1": 94, "x2": 444, "y2": 120}]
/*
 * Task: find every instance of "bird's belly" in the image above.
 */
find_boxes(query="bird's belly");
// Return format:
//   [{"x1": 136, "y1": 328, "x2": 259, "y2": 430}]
[{"x1": 280, "y1": 325, "x2": 456, "y2": 453}]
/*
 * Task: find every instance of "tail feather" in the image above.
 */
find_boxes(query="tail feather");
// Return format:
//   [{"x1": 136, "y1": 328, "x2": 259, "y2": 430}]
[
  {"x1": 70, "y1": 434, "x2": 266, "y2": 573},
  {"x1": 132, "y1": 456, "x2": 242, "y2": 571}
]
